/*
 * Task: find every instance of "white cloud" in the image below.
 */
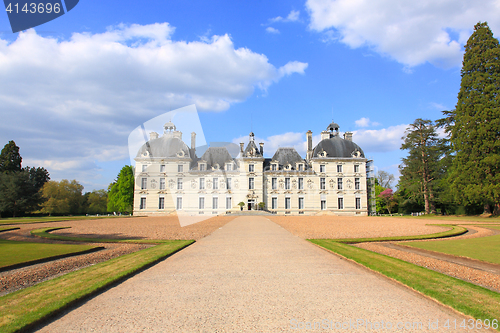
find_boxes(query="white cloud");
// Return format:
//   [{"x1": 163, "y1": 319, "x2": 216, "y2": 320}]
[
  {"x1": 306, "y1": 0, "x2": 500, "y2": 68},
  {"x1": 266, "y1": 27, "x2": 280, "y2": 34},
  {"x1": 270, "y1": 10, "x2": 301, "y2": 23},
  {"x1": 0, "y1": 23, "x2": 307, "y2": 188},
  {"x1": 354, "y1": 117, "x2": 380, "y2": 127},
  {"x1": 353, "y1": 124, "x2": 408, "y2": 153},
  {"x1": 429, "y1": 102, "x2": 448, "y2": 111},
  {"x1": 278, "y1": 61, "x2": 308, "y2": 77}
]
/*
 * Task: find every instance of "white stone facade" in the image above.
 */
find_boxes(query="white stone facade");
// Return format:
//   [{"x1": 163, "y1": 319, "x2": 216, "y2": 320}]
[{"x1": 133, "y1": 122, "x2": 368, "y2": 216}]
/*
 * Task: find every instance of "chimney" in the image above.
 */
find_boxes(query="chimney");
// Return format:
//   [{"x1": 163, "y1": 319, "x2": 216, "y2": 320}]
[
  {"x1": 239, "y1": 143, "x2": 244, "y2": 155},
  {"x1": 344, "y1": 132, "x2": 353, "y2": 141},
  {"x1": 149, "y1": 132, "x2": 159, "y2": 141},
  {"x1": 259, "y1": 142, "x2": 264, "y2": 156},
  {"x1": 321, "y1": 130, "x2": 330, "y2": 140},
  {"x1": 306, "y1": 130, "x2": 313, "y2": 160},
  {"x1": 191, "y1": 132, "x2": 196, "y2": 151}
]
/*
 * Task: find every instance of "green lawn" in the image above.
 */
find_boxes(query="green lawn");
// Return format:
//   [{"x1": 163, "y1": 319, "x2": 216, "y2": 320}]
[
  {"x1": 0, "y1": 215, "x2": 133, "y2": 225},
  {"x1": 0, "y1": 240, "x2": 97, "y2": 269},
  {"x1": 310, "y1": 240, "x2": 500, "y2": 331},
  {"x1": 393, "y1": 215, "x2": 500, "y2": 223},
  {"x1": 0, "y1": 227, "x2": 19, "y2": 232},
  {"x1": 402, "y1": 232, "x2": 500, "y2": 265},
  {"x1": 0, "y1": 240, "x2": 193, "y2": 333}
]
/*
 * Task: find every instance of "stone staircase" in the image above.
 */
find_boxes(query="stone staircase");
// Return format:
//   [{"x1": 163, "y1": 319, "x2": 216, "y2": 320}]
[{"x1": 228, "y1": 210, "x2": 274, "y2": 216}]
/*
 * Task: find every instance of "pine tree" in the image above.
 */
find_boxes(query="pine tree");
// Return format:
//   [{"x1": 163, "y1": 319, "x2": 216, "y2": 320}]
[
  {"x1": 107, "y1": 166, "x2": 134, "y2": 212},
  {"x1": 449, "y1": 22, "x2": 500, "y2": 212},
  {"x1": 0, "y1": 140, "x2": 22, "y2": 172},
  {"x1": 399, "y1": 119, "x2": 445, "y2": 214}
]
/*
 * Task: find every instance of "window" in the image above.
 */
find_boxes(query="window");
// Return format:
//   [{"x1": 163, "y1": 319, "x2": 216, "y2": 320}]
[
  {"x1": 271, "y1": 164, "x2": 277, "y2": 171},
  {"x1": 199, "y1": 178, "x2": 205, "y2": 190},
  {"x1": 272, "y1": 197, "x2": 277, "y2": 209},
  {"x1": 213, "y1": 178, "x2": 218, "y2": 190},
  {"x1": 199, "y1": 197, "x2": 205, "y2": 209},
  {"x1": 338, "y1": 178, "x2": 343, "y2": 190},
  {"x1": 199, "y1": 164, "x2": 206, "y2": 171},
  {"x1": 337, "y1": 165, "x2": 343, "y2": 173},
  {"x1": 176, "y1": 197, "x2": 182, "y2": 210},
  {"x1": 298, "y1": 178, "x2": 303, "y2": 190},
  {"x1": 227, "y1": 178, "x2": 232, "y2": 190},
  {"x1": 354, "y1": 164, "x2": 359, "y2": 173},
  {"x1": 320, "y1": 178, "x2": 326, "y2": 190},
  {"x1": 159, "y1": 178, "x2": 166, "y2": 190},
  {"x1": 298, "y1": 197, "x2": 304, "y2": 210},
  {"x1": 298, "y1": 164, "x2": 304, "y2": 171},
  {"x1": 285, "y1": 178, "x2": 290, "y2": 190},
  {"x1": 177, "y1": 178, "x2": 183, "y2": 190},
  {"x1": 226, "y1": 197, "x2": 232, "y2": 209},
  {"x1": 285, "y1": 197, "x2": 291, "y2": 209},
  {"x1": 338, "y1": 197, "x2": 344, "y2": 209},
  {"x1": 356, "y1": 197, "x2": 361, "y2": 210},
  {"x1": 158, "y1": 197, "x2": 165, "y2": 209},
  {"x1": 178, "y1": 164, "x2": 183, "y2": 173},
  {"x1": 321, "y1": 200, "x2": 326, "y2": 210},
  {"x1": 272, "y1": 178, "x2": 277, "y2": 190},
  {"x1": 355, "y1": 178, "x2": 360, "y2": 190},
  {"x1": 320, "y1": 165, "x2": 325, "y2": 173},
  {"x1": 142, "y1": 164, "x2": 147, "y2": 172},
  {"x1": 249, "y1": 164, "x2": 254, "y2": 172},
  {"x1": 160, "y1": 164, "x2": 166, "y2": 173},
  {"x1": 141, "y1": 178, "x2": 147, "y2": 190},
  {"x1": 249, "y1": 177, "x2": 254, "y2": 190},
  {"x1": 213, "y1": 197, "x2": 218, "y2": 209},
  {"x1": 140, "y1": 197, "x2": 146, "y2": 209},
  {"x1": 226, "y1": 163, "x2": 232, "y2": 171}
]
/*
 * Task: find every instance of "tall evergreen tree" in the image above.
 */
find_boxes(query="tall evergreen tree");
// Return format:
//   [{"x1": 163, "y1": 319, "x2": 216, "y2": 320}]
[
  {"x1": 448, "y1": 22, "x2": 500, "y2": 212},
  {"x1": 399, "y1": 119, "x2": 445, "y2": 214},
  {"x1": 107, "y1": 165, "x2": 134, "y2": 212},
  {"x1": 0, "y1": 140, "x2": 22, "y2": 172}
]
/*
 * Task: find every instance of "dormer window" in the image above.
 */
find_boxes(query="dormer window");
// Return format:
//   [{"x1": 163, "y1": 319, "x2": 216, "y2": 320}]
[
  {"x1": 213, "y1": 164, "x2": 219, "y2": 170},
  {"x1": 271, "y1": 164, "x2": 278, "y2": 171},
  {"x1": 337, "y1": 165, "x2": 343, "y2": 173},
  {"x1": 297, "y1": 164, "x2": 304, "y2": 171},
  {"x1": 226, "y1": 163, "x2": 232, "y2": 171},
  {"x1": 285, "y1": 164, "x2": 292, "y2": 170},
  {"x1": 249, "y1": 164, "x2": 254, "y2": 172},
  {"x1": 320, "y1": 165, "x2": 325, "y2": 173},
  {"x1": 199, "y1": 163, "x2": 206, "y2": 171}
]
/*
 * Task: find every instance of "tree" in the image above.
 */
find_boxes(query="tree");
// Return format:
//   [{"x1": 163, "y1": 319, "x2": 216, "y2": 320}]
[
  {"x1": 376, "y1": 170, "x2": 395, "y2": 189},
  {"x1": 0, "y1": 140, "x2": 22, "y2": 173},
  {"x1": 378, "y1": 188, "x2": 398, "y2": 215},
  {"x1": 107, "y1": 166, "x2": 134, "y2": 212},
  {"x1": 41, "y1": 180, "x2": 84, "y2": 215},
  {"x1": 446, "y1": 22, "x2": 500, "y2": 213},
  {"x1": 87, "y1": 189, "x2": 108, "y2": 214},
  {"x1": 399, "y1": 119, "x2": 445, "y2": 214}
]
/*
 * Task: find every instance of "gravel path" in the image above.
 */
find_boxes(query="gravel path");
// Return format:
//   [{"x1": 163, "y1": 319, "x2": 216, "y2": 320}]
[
  {"x1": 356, "y1": 225, "x2": 500, "y2": 293},
  {"x1": 36, "y1": 217, "x2": 492, "y2": 332}
]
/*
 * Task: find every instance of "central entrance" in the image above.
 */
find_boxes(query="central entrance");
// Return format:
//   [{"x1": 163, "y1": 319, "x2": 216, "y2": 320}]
[{"x1": 248, "y1": 199, "x2": 255, "y2": 210}]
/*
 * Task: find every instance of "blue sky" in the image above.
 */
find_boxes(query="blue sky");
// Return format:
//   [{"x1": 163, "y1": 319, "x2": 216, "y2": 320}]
[{"x1": 1, "y1": 0, "x2": 499, "y2": 191}]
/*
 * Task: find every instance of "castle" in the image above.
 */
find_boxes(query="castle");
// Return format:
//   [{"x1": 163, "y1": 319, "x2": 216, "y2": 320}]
[{"x1": 133, "y1": 121, "x2": 368, "y2": 216}]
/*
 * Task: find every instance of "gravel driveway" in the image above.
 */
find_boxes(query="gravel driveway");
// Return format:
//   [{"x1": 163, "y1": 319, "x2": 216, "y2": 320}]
[{"x1": 36, "y1": 217, "x2": 492, "y2": 332}]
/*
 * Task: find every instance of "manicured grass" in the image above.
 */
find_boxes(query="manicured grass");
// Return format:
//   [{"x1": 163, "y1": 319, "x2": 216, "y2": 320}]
[
  {"x1": 0, "y1": 240, "x2": 97, "y2": 269},
  {"x1": 476, "y1": 225, "x2": 500, "y2": 231},
  {"x1": 322, "y1": 224, "x2": 467, "y2": 244},
  {"x1": 0, "y1": 215, "x2": 133, "y2": 226},
  {"x1": 0, "y1": 227, "x2": 19, "y2": 232},
  {"x1": 31, "y1": 227, "x2": 175, "y2": 244},
  {"x1": 0, "y1": 239, "x2": 193, "y2": 333},
  {"x1": 402, "y1": 233, "x2": 500, "y2": 265},
  {"x1": 393, "y1": 215, "x2": 500, "y2": 223},
  {"x1": 310, "y1": 240, "x2": 500, "y2": 330}
]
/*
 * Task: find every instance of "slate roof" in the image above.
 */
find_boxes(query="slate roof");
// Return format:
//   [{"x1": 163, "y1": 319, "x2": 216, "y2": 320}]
[
  {"x1": 312, "y1": 136, "x2": 365, "y2": 158},
  {"x1": 136, "y1": 135, "x2": 190, "y2": 159},
  {"x1": 200, "y1": 147, "x2": 234, "y2": 169},
  {"x1": 270, "y1": 147, "x2": 305, "y2": 169}
]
